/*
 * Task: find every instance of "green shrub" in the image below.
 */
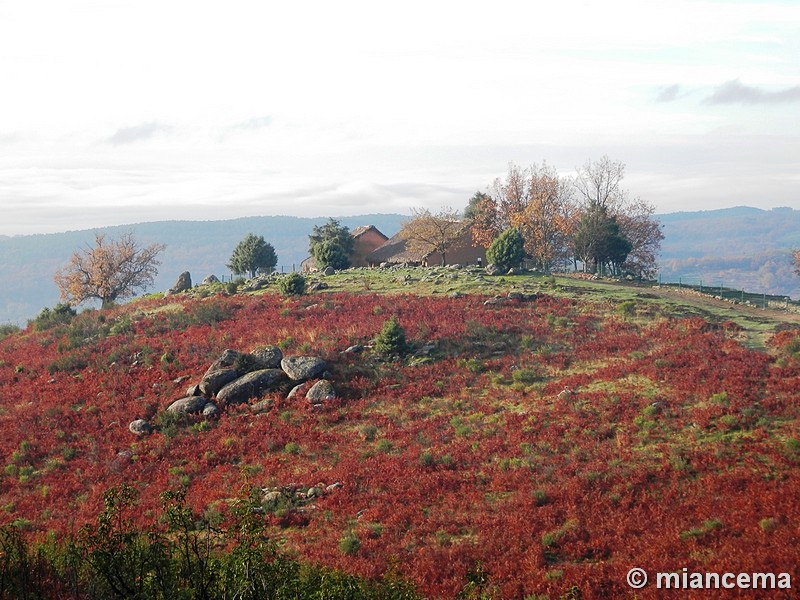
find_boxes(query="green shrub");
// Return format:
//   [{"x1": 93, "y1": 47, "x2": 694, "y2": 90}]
[
  {"x1": 486, "y1": 227, "x2": 524, "y2": 272},
  {"x1": 0, "y1": 324, "x2": 20, "y2": 341},
  {"x1": 277, "y1": 273, "x2": 306, "y2": 296},
  {"x1": 374, "y1": 316, "x2": 409, "y2": 358},
  {"x1": 31, "y1": 303, "x2": 76, "y2": 331},
  {"x1": 339, "y1": 532, "x2": 361, "y2": 556},
  {"x1": 618, "y1": 300, "x2": 636, "y2": 317},
  {"x1": 511, "y1": 367, "x2": 544, "y2": 385}
]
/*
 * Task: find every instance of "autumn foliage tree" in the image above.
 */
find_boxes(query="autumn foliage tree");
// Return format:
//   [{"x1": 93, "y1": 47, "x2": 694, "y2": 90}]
[
  {"x1": 399, "y1": 207, "x2": 466, "y2": 266},
  {"x1": 54, "y1": 232, "x2": 165, "y2": 308},
  {"x1": 471, "y1": 163, "x2": 576, "y2": 271}
]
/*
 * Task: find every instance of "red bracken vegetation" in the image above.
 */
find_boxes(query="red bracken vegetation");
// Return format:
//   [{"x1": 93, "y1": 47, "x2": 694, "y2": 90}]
[{"x1": 0, "y1": 290, "x2": 798, "y2": 598}]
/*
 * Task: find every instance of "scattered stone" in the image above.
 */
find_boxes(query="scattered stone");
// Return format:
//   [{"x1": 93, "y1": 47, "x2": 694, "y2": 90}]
[
  {"x1": 281, "y1": 356, "x2": 327, "y2": 381},
  {"x1": 199, "y1": 367, "x2": 240, "y2": 397},
  {"x1": 202, "y1": 274, "x2": 220, "y2": 285},
  {"x1": 262, "y1": 490, "x2": 283, "y2": 503},
  {"x1": 484, "y1": 263, "x2": 501, "y2": 276},
  {"x1": 507, "y1": 267, "x2": 523, "y2": 275},
  {"x1": 484, "y1": 297, "x2": 507, "y2": 306},
  {"x1": 249, "y1": 345, "x2": 283, "y2": 369},
  {"x1": 207, "y1": 349, "x2": 242, "y2": 373},
  {"x1": 306, "y1": 486, "x2": 322, "y2": 499},
  {"x1": 128, "y1": 419, "x2": 152, "y2": 435},
  {"x1": 186, "y1": 384, "x2": 202, "y2": 397},
  {"x1": 449, "y1": 291, "x2": 464, "y2": 299},
  {"x1": 507, "y1": 291, "x2": 524, "y2": 301},
  {"x1": 287, "y1": 383, "x2": 305, "y2": 399},
  {"x1": 557, "y1": 388, "x2": 574, "y2": 400},
  {"x1": 217, "y1": 369, "x2": 288, "y2": 405},
  {"x1": 326, "y1": 482, "x2": 343, "y2": 493},
  {"x1": 167, "y1": 271, "x2": 192, "y2": 295},
  {"x1": 251, "y1": 399, "x2": 274, "y2": 414},
  {"x1": 202, "y1": 402, "x2": 220, "y2": 418},
  {"x1": 323, "y1": 266, "x2": 335, "y2": 276},
  {"x1": 306, "y1": 380, "x2": 336, "y2": 402},
  {"x1": 166, "y1": 396, "x2": 208, "y2": 414},
  {"x1": 342, "y1": 344, "x2": 365, "y2": 354}
]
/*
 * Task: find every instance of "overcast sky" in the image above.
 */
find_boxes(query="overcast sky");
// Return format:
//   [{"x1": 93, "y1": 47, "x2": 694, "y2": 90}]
[{"x1": 1, "y1": 0, "x2": 798, "y2": 235}]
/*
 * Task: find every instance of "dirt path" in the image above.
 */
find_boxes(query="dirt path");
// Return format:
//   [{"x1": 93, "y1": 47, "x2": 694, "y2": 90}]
[{"x1": 646, "y1": 286, "x2": 800, "y2": 326}]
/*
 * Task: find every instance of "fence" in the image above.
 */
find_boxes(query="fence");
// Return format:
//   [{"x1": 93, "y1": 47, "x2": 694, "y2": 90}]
[
  {"x1": 217, "y1": 265, "x2": 300, "y2": 282},
  {"x1": 656, "y1": 275, "x2": 797, "y2": 310}
]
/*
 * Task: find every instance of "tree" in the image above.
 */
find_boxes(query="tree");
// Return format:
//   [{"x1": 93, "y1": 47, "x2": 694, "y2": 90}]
[
  {"x1": 374, "y1": 316, "x2": 409, "y2": 358},
  {"x1": 471, "y1": 163, "x2": 577, "y2": 271},
  {"x1": 399, "y1": 207, "x2": 465, "y2": 266},
  {"x1": 573, "y1": 157, "x2": 662, "y2": 278},
  {"x1": 54, "y1": 232, "x2": 165, "y2": 309},
  {"x1": 228, "y1": 234, "x2": 277, "y2": 278},
  {"x1": 308, "y1": 218, "x2": 354, "y2": 270},
  {"x1": 463, "y1": 191, "x2": 491, "y2": 222},
  {"x1": 486, "y1": 228, "x2": 525, "y2": 272},
  {"x1": 574, "y1": 155, "x2": 627, "y2": 212},
  {"x1": 572, "y1": 204, "x2": 632, "y2": 276},
  {"x1": 615, "y1": 198, "x2": 664, "y2": 279},
  {"x1": 509, "y1": 163, "x2": 576, "y2": 271}
]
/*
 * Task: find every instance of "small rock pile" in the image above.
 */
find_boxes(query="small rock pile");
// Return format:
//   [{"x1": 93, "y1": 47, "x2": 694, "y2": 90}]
[{"x1": 129, "y1": 346, "x2": 336, "y2": 435}]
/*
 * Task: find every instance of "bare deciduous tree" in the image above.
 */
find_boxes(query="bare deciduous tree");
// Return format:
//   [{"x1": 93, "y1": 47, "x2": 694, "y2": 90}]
[
  {"x1": 54, "y1": 232, "x2": 165, "y2": 308},
  {"x1": 574, "y1": 155, "x2": 627, "y2": 211},
  {"x1": 573, "y1": 157, "x2": 663, "y2": 278}
]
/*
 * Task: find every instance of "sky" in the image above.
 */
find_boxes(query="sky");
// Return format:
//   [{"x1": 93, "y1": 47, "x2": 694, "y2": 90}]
[{"x1": 0, "y1": 0, "x2": 798, "y2": 235}]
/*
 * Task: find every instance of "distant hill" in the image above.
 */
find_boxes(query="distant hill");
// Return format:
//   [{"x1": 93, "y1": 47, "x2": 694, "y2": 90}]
[
  {"x1": 658, "y1": 206, "x2": 800, "y2": 299},
  {"x1": 1, "y1": 206, "x2": 798, "y2": 324},
  {"x1": 0, "y1": 214, "x2": 407, "y2": 325}
]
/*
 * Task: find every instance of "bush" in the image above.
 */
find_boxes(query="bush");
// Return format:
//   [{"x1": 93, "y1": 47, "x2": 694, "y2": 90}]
[
  {"x1": 486, "y1": 228, "x2": 524, "y2": 272},
  {"x1": 277, "y1": 273, "x2": 306, "y2": 296},
  {"x1": 339, "y1": 532, "x2": 361, "y2": 556},
  {"x1": 30, "y1": 303, "x2": 77, "y2": 331},
  {"x1": 0, "y1": 324, "x2": 20, "y2": 341},
  {"x1": 374, "y1": 316, "x2": 409, "y2": 358}
]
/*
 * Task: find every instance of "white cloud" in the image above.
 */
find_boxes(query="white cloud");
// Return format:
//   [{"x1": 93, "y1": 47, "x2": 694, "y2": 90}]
[{"x1": 0, "y1": 1, "x2": 798, "y2": 234}]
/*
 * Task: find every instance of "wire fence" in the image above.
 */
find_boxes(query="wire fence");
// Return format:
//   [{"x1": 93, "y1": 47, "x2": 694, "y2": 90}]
[{"x1": 656, "y1": 276, "x2": 798, "y2": 310}]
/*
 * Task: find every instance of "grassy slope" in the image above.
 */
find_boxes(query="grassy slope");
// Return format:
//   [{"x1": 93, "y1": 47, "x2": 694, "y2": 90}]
[{"x1": 1, "y1": 268, "x2": 799, "y2": 599}]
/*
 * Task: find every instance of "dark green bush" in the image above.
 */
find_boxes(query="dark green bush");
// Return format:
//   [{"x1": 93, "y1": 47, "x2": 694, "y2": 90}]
[
  {"x1": 31, "y1": 303, "x2": 77, "y2": 331},
  {"x1": 0, "y1": 324, "x2": 20, "y2": 341},
  {"x1": 374, "y1": 316, "x2": 409, "y2": 358},
  {"x1": 486, "y1": 227, "x2": 524, "y2": 272},
  {"x1": 277, "y1": 273, "x2": 306, "y2": 296}
]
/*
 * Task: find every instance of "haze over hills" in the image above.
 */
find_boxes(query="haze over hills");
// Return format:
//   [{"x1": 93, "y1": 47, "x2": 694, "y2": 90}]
[{"x1": 0, "y1": 206, "x2": 798, "y2": 325}]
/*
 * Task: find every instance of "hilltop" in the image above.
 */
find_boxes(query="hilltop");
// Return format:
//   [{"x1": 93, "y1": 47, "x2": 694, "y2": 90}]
[
  {"x1": 1, "y1": 206, "x2": 799, "y2": 325},
  {"x1": 0, "y1": 268, "x2": 798, "y2": 598}
]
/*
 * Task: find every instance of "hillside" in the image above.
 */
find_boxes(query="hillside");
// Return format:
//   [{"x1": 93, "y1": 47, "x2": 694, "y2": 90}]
[
  {"x1": 0, "y1": 269, "x2": 798, "y2": 598},
  {"x1": 659, "y1": 206, "x2": 800, "y2": 298}
]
